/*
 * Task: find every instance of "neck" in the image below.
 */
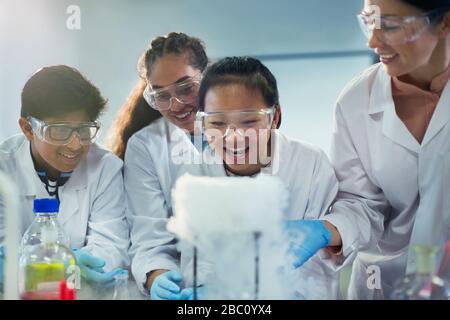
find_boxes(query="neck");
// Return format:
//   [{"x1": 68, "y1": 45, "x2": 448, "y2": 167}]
[
  {"x1": 30, "y1": 143, "x2": 60, "y2": 181},
  {"x1": 399, "y1": 38, "x2": 450, "y2": 90}
]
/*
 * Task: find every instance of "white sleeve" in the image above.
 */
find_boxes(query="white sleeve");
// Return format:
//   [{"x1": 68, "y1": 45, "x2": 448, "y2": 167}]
[
  {"x1": 124, "y1": 136, "x2": 180, "y2": 295},
  {"x1": 82, "y1": 157, "x2": 130, "y2": 272},
  {"x1": 303, "y1": 149, "x2": 339, "y2": 221},
  {"x1": 322, "y1": 102, "x2": 390, "y2": 269},
  {"x1": 298, "y1": 149, "x2": 341, "y2": 297}
]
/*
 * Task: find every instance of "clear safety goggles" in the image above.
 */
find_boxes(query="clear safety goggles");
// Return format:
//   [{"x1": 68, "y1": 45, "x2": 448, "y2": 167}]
[
  {"x1": 196, "y1": 107, "x2": 275, "y2": 138},
  {"x1": 357, "y1": 9, "x2": 443, "y2": 46},
  {"x1": 28, "y1": 117, "x2": 100, "y2": 146},
  {"x1": 143, "y1": 74, "x2": 202, "y2": 111}
]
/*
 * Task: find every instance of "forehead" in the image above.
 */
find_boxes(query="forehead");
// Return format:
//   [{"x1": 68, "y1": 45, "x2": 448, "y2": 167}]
[
  {"x1": 148, "y1": 54, "x2": 199, "y2": 88},
  {"x1": 363, "y1": 0, "x2": 424, "y2": 16},
  {"x1": 204, "y1": 84, "x2": 268, "y2": 112},
  {"x1": 39, "y1": 110, "x2": 91, "y2": 123}
]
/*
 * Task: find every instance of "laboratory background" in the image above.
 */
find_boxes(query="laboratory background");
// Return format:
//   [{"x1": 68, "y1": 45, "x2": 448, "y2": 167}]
[
  {"x1": 0, "y1": 0, "x2": 373, "y2": 153},
  {"x1": 4, "y1": 0, "x2": 448, "y2": 303}
]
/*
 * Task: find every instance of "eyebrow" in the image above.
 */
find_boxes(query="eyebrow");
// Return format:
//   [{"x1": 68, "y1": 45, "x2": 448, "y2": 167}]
[{"x1": 152, "y1": 76, "x2": 192, "y2": 89}]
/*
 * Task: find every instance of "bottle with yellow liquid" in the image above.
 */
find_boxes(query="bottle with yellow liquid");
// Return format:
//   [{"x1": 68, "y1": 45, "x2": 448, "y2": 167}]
[
  {"x1": 19, "y1": 200, "x2": 76, "y2": 300},
  {"x1": 391, "y1": 245, "x2": 439, "y2": 300}
]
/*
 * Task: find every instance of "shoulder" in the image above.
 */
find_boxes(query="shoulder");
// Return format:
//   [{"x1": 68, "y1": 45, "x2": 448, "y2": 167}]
[
  {"x1": 276, "y1": 131, "x2": 328, "y2": 164},
  {"x1": 0, "y1": 134, "x2": 27, "y2": 163},
  {"x1": 336, "y1": 63, "x2": 382, "y2": 108},
  {"x1": 85, "y1": 143, "x2": 123, "y2": 173},
  {"x1": 126, "y1": 118, "x2": 170, "y2": 152},
  {"x1": 130, "y1": 117, "x2": 169, "y2": 143}
]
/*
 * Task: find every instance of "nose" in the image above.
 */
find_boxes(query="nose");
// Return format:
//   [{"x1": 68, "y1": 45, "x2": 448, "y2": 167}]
[
  {"x1": 224, "y1": 126, "x2": 246, "y2": 145},
  {"x1": 66, "y1": 132, "x2": 83, "y2": 150},
  {"x1": 169, "y1": 97, "x2": 186, "y2": 112},
  {"x1": 367, "y1": 29, "x2": 385, "y2": 49}
]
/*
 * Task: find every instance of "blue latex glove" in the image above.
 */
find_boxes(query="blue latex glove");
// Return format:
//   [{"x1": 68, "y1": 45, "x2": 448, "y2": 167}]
[
  {"x1": 179, "y1": 286, "x2": 205, "y2": 300},
  {"x1": 73, "y1": 249, "x2": 125, "y2": 286},
  {"x1": 284, "y1": 220, "x2": 331, "y2": 268},
  {"x1": 150, "y1": 270, "x2": 197, "y2": 300},
  {"x1": 0, "y1": 245, "x2": 4, "y2": 291}
]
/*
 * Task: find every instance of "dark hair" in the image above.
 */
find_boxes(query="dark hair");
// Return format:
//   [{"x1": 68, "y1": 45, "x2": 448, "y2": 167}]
[
  {"x1": 198, "y1": 56, "x2": 281, "y2": 128},
  {"x1": 21, "y1": 65, "x2": 107, "y2": 121},
  {"x1": 402, "y1": 0, "x2": 450, "y2": 22},
  {"x1": 109, "y1": 32, "x2": 208, "y2": 160}
]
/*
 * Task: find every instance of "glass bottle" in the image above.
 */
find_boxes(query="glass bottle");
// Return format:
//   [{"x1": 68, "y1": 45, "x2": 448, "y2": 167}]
[
  {"x1": 19, "y1": 215, "x2": 76, "y2": 300},
  {"x1": 391, "y1": 245, "x2": 439, "y2": 300},
  {"x1": 20, "y1": 198, "x2": 70, "y2": 255},
  {"x1": 431, "y1": 241, "x2": 450, "y2": 300}
]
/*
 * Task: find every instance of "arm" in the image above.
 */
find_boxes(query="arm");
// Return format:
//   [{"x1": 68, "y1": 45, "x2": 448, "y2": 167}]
[
  {"x1": 322, "y1": 102, "x2": 390, "y2": 267},
  {"x1": 124, "y1": 136, "x2": 180, "y2": 294},
  {"x1": 82, "y1": 155, "x2": 130, "y2": 271}
]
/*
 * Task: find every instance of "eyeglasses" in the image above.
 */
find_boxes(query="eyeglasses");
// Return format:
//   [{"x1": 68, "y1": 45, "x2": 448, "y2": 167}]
[
  {"x1": 28, "y1": 117, "x2": 100, "y2": 146},
  {"x1": 357, "y1": 9, "x2": 442, "y2": 45},
  {"x1": 143, "y1": 74, "x2": 202, "y2": 111},
  {"x1": 196, "y1": 107, "x2": 275, "y2": 138}
]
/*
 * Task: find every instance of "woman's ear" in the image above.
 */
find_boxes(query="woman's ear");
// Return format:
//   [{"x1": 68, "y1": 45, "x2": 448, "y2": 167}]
[
  {"x1": 272, "y1": 105, "x2": 282, "y2": 129},
  {"x1": 19, "y1": 117, "x2": 34, "y2": 141}
]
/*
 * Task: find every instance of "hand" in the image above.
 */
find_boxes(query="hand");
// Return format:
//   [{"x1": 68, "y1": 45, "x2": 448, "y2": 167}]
[
  {"x1": 178, "y1": 286, "x2": 205, "y2": 300},
  {"x1": 284, "y1": 220, "x2": 331, "y2": 268},
  {"x1": 150, "y1": 270, "x2": 196, "y2": 300},
  {"x1": 73, "y1": 249, "x2": 125, "y2": 286}
]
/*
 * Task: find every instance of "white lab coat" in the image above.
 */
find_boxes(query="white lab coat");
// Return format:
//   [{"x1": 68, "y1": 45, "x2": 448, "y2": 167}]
[
  {"x1": 180, "y1": 130, "x2": 341, "y2": 299},
  {"x1": 323, "y1": 63, "x2": 450, "y2": 299},
  {"x1": 124, "y1": 117, "x2": 202, "y2": 293},
  {"x1": 125, "y1": 116, "x2": 341, "y2": 298},
  {"x1": 0, "y1": 134, "x2": 130, "y2": 271}
]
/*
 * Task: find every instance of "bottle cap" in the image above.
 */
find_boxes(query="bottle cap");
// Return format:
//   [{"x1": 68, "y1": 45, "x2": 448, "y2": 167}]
[{"x1": 33, "y1": 198, "x2": 59, "y2": 214}]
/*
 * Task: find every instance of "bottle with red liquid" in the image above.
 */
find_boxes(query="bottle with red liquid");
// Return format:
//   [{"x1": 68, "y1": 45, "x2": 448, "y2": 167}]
[
  {"x1": 431, "y1": 241, "x2": 450, "y2": 300},
  {"x1": 19, "y1": 201, "x2": 76, "y2": 300}
]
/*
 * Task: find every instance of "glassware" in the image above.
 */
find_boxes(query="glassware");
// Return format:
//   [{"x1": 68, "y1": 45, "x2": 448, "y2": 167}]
[
  {"x1": 391, "y1": 245, "x2": 439, "y2": 300},
  {"x1": 112, "y1": 270, "x2": 130, "y2": 300},
  {"x1": 20, "y1": 198, "x2": 70, "y2": 255}
]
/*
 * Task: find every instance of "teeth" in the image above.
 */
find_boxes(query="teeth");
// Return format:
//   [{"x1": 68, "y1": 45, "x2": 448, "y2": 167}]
[
  {"x1": 226, "y1": 147, "x2": 247, "y2": 155},
  {"x1": 175, "y1": 112, "x2": 190, "y2": 119},
  {"x1": 61, "y1": 153, "x2": 78, "y2": 159},
  {"x1": 380, "y1": 54, "x2": 397, "y2": 59}
]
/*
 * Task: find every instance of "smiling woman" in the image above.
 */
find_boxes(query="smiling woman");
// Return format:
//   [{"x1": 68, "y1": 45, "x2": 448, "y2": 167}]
[
  {"x1": 110, "y1": 33, "x2": 212, "y2": 299},
  {"x1": 319, "y1": 0, "x2": 450, "y2": 300}
]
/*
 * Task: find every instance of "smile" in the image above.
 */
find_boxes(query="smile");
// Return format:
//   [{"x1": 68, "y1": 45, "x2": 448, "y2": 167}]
[
  {"x1": 59, "y1": 153, "x2": 80, "y2": 160},
  {"x1": 174, "y1": 111, "x2": 192, "y2": 120}
]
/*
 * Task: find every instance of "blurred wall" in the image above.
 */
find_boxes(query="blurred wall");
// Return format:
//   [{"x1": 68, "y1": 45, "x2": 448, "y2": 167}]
[{"x1": 0, "y1": 0, "x2": 371, "y2": 154}]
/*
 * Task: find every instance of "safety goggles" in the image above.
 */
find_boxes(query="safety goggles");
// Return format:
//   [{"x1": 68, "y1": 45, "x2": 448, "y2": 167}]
[
  {"x1": 28, "y1": 117, "x2": 100, "y2": 146},
  {"x1": 143, "y1": 74, "x2": 202, "y2": 111},
  {"x1": 196, "y1": 107, "x2": 275, "y2": 139},
  {"x1": 357, "y1": 9, "x2": 443, "y2": 46}
]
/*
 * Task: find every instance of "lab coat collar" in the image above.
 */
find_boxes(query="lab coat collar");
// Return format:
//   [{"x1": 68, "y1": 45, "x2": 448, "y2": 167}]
[
  {"x1": 16, "y1": 136, "x2": 87, "y2": 192},
  {"x1": 369, "y1": 66, "x2": 421, "y2": 153},
  {"x1": 368, "y1": 66, "x2": 392, "y2": 116},
  {"x1": 16, "y1": 138, "x2": 40, "y2": 196},
  {"x1": 15, "y1": 136, "x2": 85, "y2": 226},
  {"x1": 421, "y1": 78, "x2": 450, "y2": 147}
]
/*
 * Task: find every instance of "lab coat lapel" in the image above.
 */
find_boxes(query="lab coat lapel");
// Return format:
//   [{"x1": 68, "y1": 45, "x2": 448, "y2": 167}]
[
  {"x1": 16, "y1": 138, "x2": 39, "y2": 197},
  {"x1": 421, "y1": 79, "x2": 450, "y2": 147},
  {"x1": 370, "y1": 68, "x2": 421, "y2": 154},
  {"x1": 57, "y1": 156, "x2": 86, "y2": 226},
  {"x1": 168, "y1": 121, "x2": 200, "y2": 165}
]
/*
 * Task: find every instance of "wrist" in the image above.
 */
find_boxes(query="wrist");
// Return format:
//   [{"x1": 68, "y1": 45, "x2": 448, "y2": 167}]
[
  {"x1": 146, "y1": 269, "x2": 169, "y2": 290},
  {"x1": 323, "y1": 220, "x2": 342, "y2": 247}
]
